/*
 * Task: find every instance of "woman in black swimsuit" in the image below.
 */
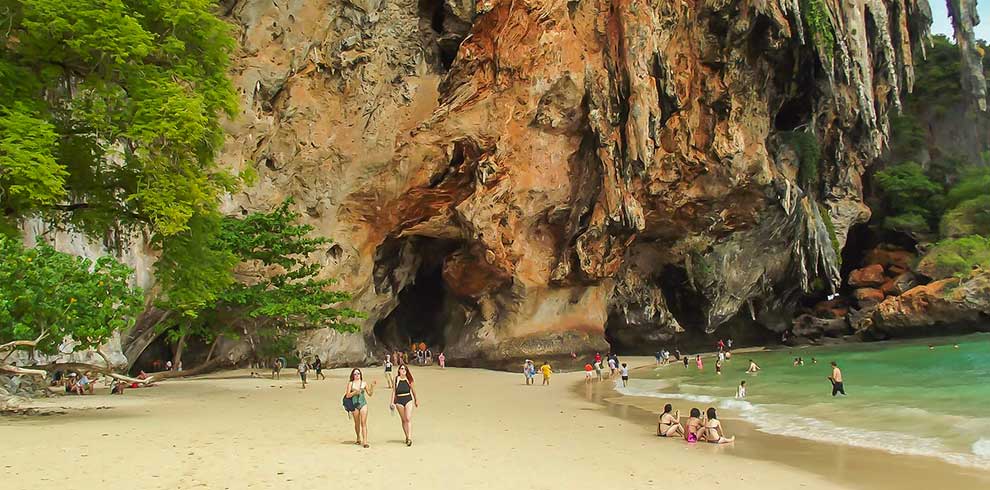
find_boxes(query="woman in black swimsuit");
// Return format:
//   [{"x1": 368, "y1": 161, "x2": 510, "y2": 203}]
[{"x1": 390, "y1": 364, "x2": 419, "y2": 446}]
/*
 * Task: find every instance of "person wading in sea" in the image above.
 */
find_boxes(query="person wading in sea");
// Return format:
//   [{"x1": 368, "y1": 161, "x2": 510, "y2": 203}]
[{"x1": 828, "y1": 361, "x2": 846, "y2": 396}]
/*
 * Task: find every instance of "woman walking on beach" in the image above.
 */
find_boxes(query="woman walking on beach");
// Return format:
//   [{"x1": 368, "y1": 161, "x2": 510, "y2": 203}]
[
  {"x1": 384, "y1": 354, "x2": 394, "y2": 388},
  {"x1": 703, "y1": 408, "x2": 735, "y2": 444},
  {"x1": 390, "y1": 364, "x2": 419, "y2": 446},
  {"x1": 343, "y1": 368, "x2": 376, "y2": 448},
  {"x1": 657, "y1": 404, "x2": 684, "y2": 438}
]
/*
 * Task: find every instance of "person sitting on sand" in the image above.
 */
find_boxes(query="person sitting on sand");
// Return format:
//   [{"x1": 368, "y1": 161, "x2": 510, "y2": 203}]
[
  {"x1": 541, "y1": 361, "x2": 553, "y2": 385},
  {"x1": 65, "y1": 373, "x2": 80, "y2": 394},
  {"x1": 736, "y1": 380, "x2": 747, "y2": 398},
  {"x1": 703, "y1": 408, "x2": 735, "y2": 444},
  {"x1": 620, "y1": 362, "x2": 630, "y2": 387},
  {"x1": 110, "y1": 379, "x2": 125, "y2": 395},
  {"x1": 657, "y1": 404, "x2": 684, "y2": 438},
  {"x1": 746, "y1": 359, "x2": 761, "y2": 374},
  {"x1": 685, "y1": 408, "x2": 705, "y2": 443},
  {"x1": 78, "y1": 373, "x2": 95, "y2": 394}
]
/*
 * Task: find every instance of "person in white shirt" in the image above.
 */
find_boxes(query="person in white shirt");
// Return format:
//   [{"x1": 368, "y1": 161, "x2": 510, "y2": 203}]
[
  {"x1": 298, "y1": 361, "x2": 308, "y2": 389},
  {"x1": 736, "y1": 380, "x2": 746, "y2": 398},
  {"x1": 619, "y1": 363, "x2": 630, "y2": 387}
]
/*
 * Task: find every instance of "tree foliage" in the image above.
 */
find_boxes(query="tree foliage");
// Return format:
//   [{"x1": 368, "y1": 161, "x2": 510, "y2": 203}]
[
  {"x1": 917, "y1": 235, "x2": 990, "y2": 280},
  {"x1": 0, "y1": 0, "x2": 239, "y2": 237},
  {"x1": 0, "y1": 237, "x2": 143, "y2": 354},
  {"x1": 873, "y1": 162, "x2": 944, "y2": 234},
  {"x1": 157, "y1": 199, "x2": 362, "y2": 357}
]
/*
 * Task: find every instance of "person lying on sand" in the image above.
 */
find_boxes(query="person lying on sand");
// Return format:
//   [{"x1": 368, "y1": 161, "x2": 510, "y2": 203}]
[
  {"x1": 657, "y1": 404, "x2": 684, "y2": 438},
  {"x1": 703, "y1": 408, "x2": 735, "y2": 444}
]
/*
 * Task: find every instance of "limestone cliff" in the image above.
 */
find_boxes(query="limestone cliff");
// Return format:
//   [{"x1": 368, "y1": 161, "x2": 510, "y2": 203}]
[{"x1": 210, "y1": 0, "x2": 937, "y2": 365}]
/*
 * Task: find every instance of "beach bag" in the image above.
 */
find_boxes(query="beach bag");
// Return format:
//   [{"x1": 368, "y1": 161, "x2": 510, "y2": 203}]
[{"x1": 342, "y1": 396, "x2": 355, "y2": 412}]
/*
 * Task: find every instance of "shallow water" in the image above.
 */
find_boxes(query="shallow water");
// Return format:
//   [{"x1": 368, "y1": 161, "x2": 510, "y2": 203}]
[{"x1": 622, "y1": 333, "x2": 990, "y2": 469}]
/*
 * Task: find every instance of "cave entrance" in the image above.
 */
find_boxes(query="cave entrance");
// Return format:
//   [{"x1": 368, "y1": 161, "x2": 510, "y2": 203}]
[
  {"x1": 129, "y1": 332, "x2": 173, "y2": 375},
  {"x1": 658, "y1": 264, "x2": 708, "y2": 331},
  {"x1": 374, "y1": 238, "x2": 458, "y2": 351}
]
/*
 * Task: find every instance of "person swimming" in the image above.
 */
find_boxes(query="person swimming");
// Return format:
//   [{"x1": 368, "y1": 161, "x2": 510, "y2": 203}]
[{"x1": 746, "y1": 359, "x2": 761, "y2": 373}]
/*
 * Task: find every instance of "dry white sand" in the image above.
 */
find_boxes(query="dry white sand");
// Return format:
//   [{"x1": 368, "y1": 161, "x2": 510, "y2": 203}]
[{"x1": 0, "y1": 360, "x2": 866, "y2": 490}]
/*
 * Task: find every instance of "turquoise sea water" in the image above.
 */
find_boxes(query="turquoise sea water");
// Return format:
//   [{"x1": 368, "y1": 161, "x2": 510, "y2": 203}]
[{"x1": 620, "y1": 333, "x2": 990, "y2": 469}]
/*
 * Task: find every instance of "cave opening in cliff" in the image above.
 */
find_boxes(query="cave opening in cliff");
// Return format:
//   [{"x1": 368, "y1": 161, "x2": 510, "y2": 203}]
[
  {"x1": 658, "y1": 265, "x2": 708, "y2": 331},
  {"x1": 373, "y1": 238, "x2": 459, "y2": 351},
  {"x1": 417, "y1": 0, "x2": 467, "y2": 72}
]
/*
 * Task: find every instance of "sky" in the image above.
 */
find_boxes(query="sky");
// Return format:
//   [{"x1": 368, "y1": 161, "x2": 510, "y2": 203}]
[{"x1": 929, "y1": 1, "x2": 990, "y2": 42}]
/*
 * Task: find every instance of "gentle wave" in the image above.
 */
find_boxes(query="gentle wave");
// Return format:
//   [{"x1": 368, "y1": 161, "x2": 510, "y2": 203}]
[{"x1": 615, "y1": 380, "x2": 990, "y2": 469}]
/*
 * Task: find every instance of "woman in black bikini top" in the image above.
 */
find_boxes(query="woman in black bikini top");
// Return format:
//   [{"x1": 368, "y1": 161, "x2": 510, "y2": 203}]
[{"x1": 390, "y1": 364, "x2": 419, "y2": 446}]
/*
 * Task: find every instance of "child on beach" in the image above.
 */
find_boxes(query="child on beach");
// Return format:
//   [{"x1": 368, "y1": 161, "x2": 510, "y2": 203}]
[
  {"x1": 715, "y1": 358, "x2": 722, "y2": 375},
  {"x1": 607, "y1": 357, "x2": 617, "y2": 378},
  {"x1": 438, "y1": 352, "x2": 445, "y2": 368},
  {"x1": 298, "y1": 360, "x2": 308, "y2": 389},
  {"x1": 685, "y1": 408, "x2": 704, "y2": 443},
  {"x1": 683, "y1": 356, "x2": 689, "y2": 368},
  {"x1": 736, "y1": 380, "x2": 746, "y2": 398},
  {"x1": 620, "y1": 363, "x2": 629, "y2": 387},
  {"x1": 594, "y1": 360, "x2": 603, "y2": 381},
  {"x1": 584, "y1": 363, "x2": 594, "y2": 383},
  {"x1": 541, "y1": 362, "x2": 552, "y2": 385},
  {"x1": 523, "y1": 360, "x2": 535, "y2": 385}
]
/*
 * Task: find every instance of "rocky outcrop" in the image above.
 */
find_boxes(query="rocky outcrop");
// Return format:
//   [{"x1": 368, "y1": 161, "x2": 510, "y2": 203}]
[
  {"x1": 946, "y1": 0, "x2": 988, "y2": 111},
  {"x1": 856, "y1": 270, "x2": 990, "y2": 338},
  {"x1": 208, "y1": 0, "x2": 936, "y2": 364}
]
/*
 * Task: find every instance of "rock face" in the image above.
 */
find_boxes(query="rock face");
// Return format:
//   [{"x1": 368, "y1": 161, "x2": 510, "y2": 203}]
[
  {"x1": 208, "y1": 0, "x2": 935, "y2": 365},
  {"x1": 857, "y1": 271, "x2": 990, "y2": 338}
]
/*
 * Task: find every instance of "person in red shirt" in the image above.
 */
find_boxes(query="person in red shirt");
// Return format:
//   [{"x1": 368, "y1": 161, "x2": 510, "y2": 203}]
[
  {"x1": 584, "y1": 363, "x2": 594, "y2": 384},
  {"x1": 594, "y1": 352, "x2": 602, "y2": 364}
]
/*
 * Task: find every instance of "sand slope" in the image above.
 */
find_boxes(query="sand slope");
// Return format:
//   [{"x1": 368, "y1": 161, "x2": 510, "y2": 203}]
[{"x1": 3, "y1": 362, "x2": 845, "y2": 490}]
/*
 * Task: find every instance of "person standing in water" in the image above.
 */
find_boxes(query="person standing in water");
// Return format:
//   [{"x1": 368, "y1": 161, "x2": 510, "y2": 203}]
[
  {"x1": 695, "y1": 355, "x2": 703, "y2": 370},
  {"x1": 620, "y1": 362, "x2": 630, "y2": 387},
  {"x1": 736, "y1": 380, "x2": 747, "y2": 398},
  {"x1": 828, "y1": 361, "x2": 845, "y2": 396},
  {"x1": 384, "y1": 354, "x2": 394, "y2": 388},
  {"x1": 390, "y1": 364, "x2": 419, "y2": 446},
  {"x1": 343, "y1": 368, "x2": 376, "y2": 448},
  {"x1": 715, "y1": 358, "x2": 722, "y2": 375},
  {"x1": 584, "y1": 363, "x2": 594, "y2": 384},
  {"x1": 683, "y1": 356, "x2": 690, "y2": 368}
]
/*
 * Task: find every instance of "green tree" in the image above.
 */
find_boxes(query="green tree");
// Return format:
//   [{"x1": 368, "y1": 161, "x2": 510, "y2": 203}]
[
  {"x1": 917, "y1": 235, "x2": 990, "y2": 280},
  {"x1": 0, "y1": 0, "x2": 239, "y2": 238},
  {"x1": 0, "y1": 237, "x2": 143, "y2": 373},
  {"x1": 155, "y1": 199, "x2": 362, "y2": 372},
  {"x1": 873, "y1": 162, "x2": 944, "y2": 234}
]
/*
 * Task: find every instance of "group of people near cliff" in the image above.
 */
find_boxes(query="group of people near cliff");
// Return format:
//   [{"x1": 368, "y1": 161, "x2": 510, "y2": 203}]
[{"x1": 340, "y1": 353, "x2": 421, "y2": 448}]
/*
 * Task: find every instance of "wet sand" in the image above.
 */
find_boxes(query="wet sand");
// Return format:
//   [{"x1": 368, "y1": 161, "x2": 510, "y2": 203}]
[{"x1": 589, "y1": 357, "x2": 990, "y2": 490}]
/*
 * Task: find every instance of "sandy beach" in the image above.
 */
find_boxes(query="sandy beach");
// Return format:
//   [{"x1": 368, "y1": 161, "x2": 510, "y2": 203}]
[{"x1": 3, "y1": 359, "x2": 986, "y2": 490}]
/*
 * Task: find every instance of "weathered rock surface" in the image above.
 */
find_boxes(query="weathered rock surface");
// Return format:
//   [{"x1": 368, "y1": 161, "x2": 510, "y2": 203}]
[
  {"x1": 856, "y1": 270, "x2": 990, "y2": 338},
  {"x1": 210, "y1": 0, "x2": 935, "y2": 363},
  {"x1": 849, "y1": 264, "x2": 887, "y2": 288}
]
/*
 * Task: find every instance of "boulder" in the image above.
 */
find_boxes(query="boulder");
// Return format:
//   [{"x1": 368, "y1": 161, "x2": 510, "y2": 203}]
[
  {"x1": 855, "y1": 270, "x2": 990, "y2": 336},
  {"x1": 848, "y1": 264, "x2": 886, "y2": 287},
  {"x1": 864, "y1": 247, "x2": 914, "y2": 271},
  {"x1": 792, "y1": 314, "x2": 849, "y2": 338},
  {"x1": 853, "y1": 287, "x2": 885, "y2": 307}
]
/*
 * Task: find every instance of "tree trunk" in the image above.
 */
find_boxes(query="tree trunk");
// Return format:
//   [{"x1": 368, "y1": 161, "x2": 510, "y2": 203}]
[
  {"x1": 171, "y1": 333, "x2": 186, "y2": 370},
  {"x1": 204, "y1": 336, "x2": 222, "y2": 364}
]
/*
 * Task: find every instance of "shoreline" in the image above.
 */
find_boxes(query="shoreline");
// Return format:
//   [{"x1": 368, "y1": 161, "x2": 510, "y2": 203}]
[{"x1": 589, "y1": 356, "x2": 990, "y2": 490}]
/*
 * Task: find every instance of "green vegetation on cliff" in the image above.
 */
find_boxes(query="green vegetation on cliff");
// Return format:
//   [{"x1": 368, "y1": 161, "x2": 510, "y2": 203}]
[
  {"x1": 0, "y1": 237, "x2": 143, "y2": 355},
  {"x1": 156, "y1": 199, "x2": 362, "y2": 369},
  {"x1": 0, "y1": 0, "x2": 239, "y2": 237}
]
